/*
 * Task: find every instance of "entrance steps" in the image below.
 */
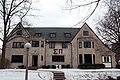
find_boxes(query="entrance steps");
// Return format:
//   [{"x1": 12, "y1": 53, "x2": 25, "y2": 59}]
[{"x1": 52, "y1": 71, "x2": 66, "y2": 80}]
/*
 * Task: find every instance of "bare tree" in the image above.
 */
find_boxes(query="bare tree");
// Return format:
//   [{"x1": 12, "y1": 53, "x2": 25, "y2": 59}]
[
  {"x1": 96, "y1": 0, "x2": 120, "y2": 63},
  {"x1": 0, "y1": 0, "x2": 32, "y2": 68},
  {"x1": 66, "y1": 0, "x2": 100, "y2": 26}
]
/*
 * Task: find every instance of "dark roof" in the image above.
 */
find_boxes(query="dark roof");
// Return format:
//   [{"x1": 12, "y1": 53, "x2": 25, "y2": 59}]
[{"x1": 25, "y1": 27, "x2": 80, "y2": 42}]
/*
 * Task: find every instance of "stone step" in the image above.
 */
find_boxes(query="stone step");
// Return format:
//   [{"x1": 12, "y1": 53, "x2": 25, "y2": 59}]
[{"x1": 53, "y1": 71, "x2": 66, "y2": 80}]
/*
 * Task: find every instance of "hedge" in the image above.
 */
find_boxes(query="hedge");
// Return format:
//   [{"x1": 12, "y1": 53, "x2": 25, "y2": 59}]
[
  {"x1": 116, "y1": 64, "x2": 120, "y2": 69},
  {"x1": 78, "y1": 64, "x2": 105, "y2": 69}
]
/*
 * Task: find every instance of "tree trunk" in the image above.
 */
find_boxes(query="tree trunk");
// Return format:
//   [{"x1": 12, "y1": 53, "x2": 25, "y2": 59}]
[{"x1": 1, "y1": 41, "x2": 6, "y2": 68}]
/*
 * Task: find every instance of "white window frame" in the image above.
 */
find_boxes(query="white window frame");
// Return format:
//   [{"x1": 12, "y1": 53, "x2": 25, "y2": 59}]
[{"x1": 102, "y1": 56, "x2": 111, "y2": 63}]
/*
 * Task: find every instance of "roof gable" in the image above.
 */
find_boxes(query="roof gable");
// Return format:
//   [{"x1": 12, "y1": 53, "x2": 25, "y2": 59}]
[{"x1": 7, "y1": 22, "x2": 30, "y2": 42}]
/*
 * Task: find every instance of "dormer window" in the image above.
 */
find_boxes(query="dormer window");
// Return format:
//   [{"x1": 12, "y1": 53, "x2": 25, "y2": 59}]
[
  {"x1": 50, "y1": 33, "x2": 56, "y2": 38},
  {"x1": 35, "y1": 33, "x2": 42, "y2": 37},
  {"x1": 64, "y1": 33, "x2": 71, "y2": 38},
  {"x1": 83, "y1": 31, "x2": 89, "y2": 36},
  {"x1": 17, "y1": 30, "x2": 22, "y2": 35}
]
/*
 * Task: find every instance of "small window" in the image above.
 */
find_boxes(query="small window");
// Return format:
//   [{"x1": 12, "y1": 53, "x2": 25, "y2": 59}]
[
  {"x1": 49, "y1": 42, "x2": 55, "y2": 48},
  {"x1": 50, "y1": 33, "x2": 56, "y2": 38},
  {"x1": 62, "y1": 43, "x2": 68, "y2": 48},
  {"x1": 52, "y1": 56, "x2": 64, "y2": 62},
  {"x1": 32, "y1": 41, "x2": 39, "y2": 47},
  {"x1": 79, "y1": 42, "x2": 82, "y2": 48},
  {"x1": 92, "y1": 42, "x2": 94, "y2": 48},
  {"x1": 11, "y1": 55, "x2": 23, "y2": 63},
  {"x1": 102, "y1": 56, "x2": 111, "y2": 62},
  {"x1": 79, "y1": 54, "x2": 82, "y2": 64},
  {"x1": 35, "y1": 33, "x2": 42, "y2": 37},
  {"x1": 41, "y1": 56, "x2": 43, "y2": 61},
  {"x1": 17, "y1": 30, "x2": 22, "y2": 35},
  {"x1": 12, "y1": 42, "x2": 24, "y2": 48},
  {"x1": 93, "y1": 54, "x2": 95, "y2": 64},
  {"x1": 41, "y1": 41, "x2": 44, "y2": 47},
  {"x1": 83, "y1": 31, "x2": 89, "y2": 36},
  {"x1": 64, "y1": 33, "x2": 71, "y2": 38},
  {"x1": 84, "y1": 42, "x2": 91, "y2": 48}
]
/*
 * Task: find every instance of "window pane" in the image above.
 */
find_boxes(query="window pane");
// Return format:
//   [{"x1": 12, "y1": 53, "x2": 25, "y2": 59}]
[
  {"x1": 84, "y1": 54, "x2": 92, "y2": 64},
  {"x1": 52, "y1": 56, "x2": 64, "y2": 62},
  {"x1": 32, "y1": 41, "x2": 39, "y2": 47},
  {"x1": 93, "y1": 54, "x2": 95, "y2": 64},
  {"x1": 79, "y1": 42, "x2": 82, "y2": 48},
  {"x1": 84, "y1": 42, "x2": 91, "y2": 48},
  {"x1": 17, "y1": 30, "x2": 22, "y2": 35},
  {"x1": 35, "y1": 33, "x2": 42, "y2": 37},
  {"x1": 12, "y1": 42, "x2": 24, "y2": 48},
  {"x1": 103, "y1": 56, "x2": 111, "y2": 62},
  {"x1": 11, "y1": 55, "x2": 23, "y2": 63},
  {"x1": 50, "y1": 33, "x2": 56, "y2": 38},
  {"x1": 92, "y1": 42, "x2": 94, "y2": 48},
  {"x1": 107, "y1": 56, "x2": 109, "y2": 62},
  {"x1": 65, "y1": 33, "x2": 71, "y2": 38},
  {"x1": 83, "y1": 31, "x2": 89, "y2": 36},
  {"x1": 79, "y1": 54, "x2": 82, "y2": 64},
  {"x1": 41, "y1": 56, "x2": 43, "y2": 61},
  {"x1": 49, "y1": 43, "x2": 55, "y2": 48},
  {"x1": 41, "y1": 41, "x2": 44, "y2": 47},
  {"x1": 62, "y1": 43, "x2": 68, "y2": 48}
]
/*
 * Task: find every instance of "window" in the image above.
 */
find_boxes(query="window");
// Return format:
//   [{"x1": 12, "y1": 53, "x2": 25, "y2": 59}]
[
  {"x1": 84, "y1": 42, "x2": 91, "y2": 48},
  {"x1": 12, "y1": 42, "x2": 24, "y2": 48},
  {"x1": 32, "y1": 41, "x2": 39, "y2": 47},
  {"x1": 79, "y1": 54, "x2": 82, "y2": 64},
  {"x1": 93, "y1": 54, "x2": 95, "y2": 64},
  {"x1": 79, "y1": 42, "x2": 82, "y2": 48},
  {"x1": 41, "y1": 56, "x2": 43, "y2": 61},
  {"x1": 41, "y1": 41, "x2": 44, "y2": 47},
  {"x1": 64, "y1": 33, "x2": 71, "y2": 38},
  {"x1": 11, "y1": 55, "x2": 23, "y2": 63},
  {"x1": 83, "y1": 31, "x2": 89, "y2": 36},
  {"x1": 50, "y1": 33, "x2": 56, "y2": 38},
  {"x1": 84, "y1": 54, "x2": 92, "y2": 64},
  {"x1": 92, "y1": 42, "x2": 94, "y2": 48},
  {"x1": 16, "y1": 30, "x2": 22, "y2": 35},
  {"x1": 35, "y1": 33, "x2": 42, "y2": 37},
  {"x1": 52, "y1": 56, "x2": 64, "y2": 62},
  {"x1": 49, "y1": 42, "x2": 55, "y2": 48},
  {"x1": 102, "y1": 56, "x2": 111, "y2": 62},
  {"x1": 62, "y1": 43, "x2": 68, "y2": 48}
]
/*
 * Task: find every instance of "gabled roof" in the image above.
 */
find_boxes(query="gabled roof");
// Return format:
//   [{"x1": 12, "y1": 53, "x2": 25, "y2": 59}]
[{"x1": 25, "y1": 27, "x2": 80, "y2": 42}]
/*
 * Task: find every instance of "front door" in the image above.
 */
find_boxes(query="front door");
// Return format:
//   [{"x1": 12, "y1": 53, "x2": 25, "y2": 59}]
[{"x1": 32, "y1": 55, "x2": 38, "y2": 67}]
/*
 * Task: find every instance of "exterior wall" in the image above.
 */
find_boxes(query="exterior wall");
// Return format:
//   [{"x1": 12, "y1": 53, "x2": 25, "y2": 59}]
[
  {"x1": 45, "y1": 42, "x2": 72, "y2": 66},
  {"x1": 5, "y1": 23, "x2": 116, "y2": 68},
  {"x1": 71, "y1": 24, "x2": 116, "y2": 68}
]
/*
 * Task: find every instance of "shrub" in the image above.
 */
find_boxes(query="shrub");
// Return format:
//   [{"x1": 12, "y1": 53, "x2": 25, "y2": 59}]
[
  {"x1": 65, "y1": 64, "x2": 71, "y2": 68},
  {"x1": 18, "y1": 65, "x2": 25, "y2": 69},
  {"x1": 62, "y1": 64, "x2": 71, "y2": 68},
  {"x1": 41, "y1": 65, "x2": 50, "y2": 69},
  {"x1": 78, "y1": 64, "x2": 105, "y2": 69},
  {"x1": 116, "y1": 64, "x2": 120, "y2": 69},
  {"x1": 51, "y1": 65, "x2": 56, "y2": 69}
]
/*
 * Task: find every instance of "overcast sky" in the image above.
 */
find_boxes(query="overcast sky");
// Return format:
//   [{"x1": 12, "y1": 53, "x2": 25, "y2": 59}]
[{"x1": 26, "y1": 0, "x2": 107, "y2": 30}]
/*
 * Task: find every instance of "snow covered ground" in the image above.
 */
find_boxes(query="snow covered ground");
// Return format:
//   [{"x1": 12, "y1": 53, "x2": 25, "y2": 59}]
[{"x1": 0, "y1": 69, "x2": 120, "y2": 80}]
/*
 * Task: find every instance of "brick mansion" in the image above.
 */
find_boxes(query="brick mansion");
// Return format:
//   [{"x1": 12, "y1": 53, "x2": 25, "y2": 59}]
[{"x1": 5, "y1": 22, "x2": 116, "y2": 68}]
